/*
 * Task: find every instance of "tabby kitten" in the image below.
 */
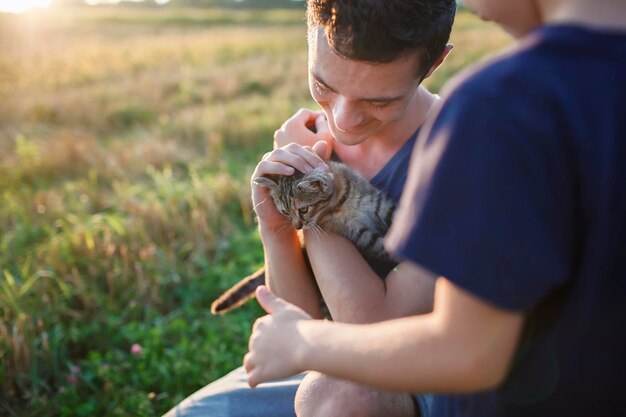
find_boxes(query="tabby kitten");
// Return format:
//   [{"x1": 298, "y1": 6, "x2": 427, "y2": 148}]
[{"x1": 210, "y1": 160, "x2": 395, "y2": 314}]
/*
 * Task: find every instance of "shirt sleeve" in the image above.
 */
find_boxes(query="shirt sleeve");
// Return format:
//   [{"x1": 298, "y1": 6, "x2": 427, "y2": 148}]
[{"x1": 385, "y1": 74, "x2": 577, "y2": 311}]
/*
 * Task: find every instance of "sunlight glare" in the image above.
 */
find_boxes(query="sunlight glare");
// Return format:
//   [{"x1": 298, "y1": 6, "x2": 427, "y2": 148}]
[{"x1": 0, "y1": 0, "x2": 52, "y2": 14}]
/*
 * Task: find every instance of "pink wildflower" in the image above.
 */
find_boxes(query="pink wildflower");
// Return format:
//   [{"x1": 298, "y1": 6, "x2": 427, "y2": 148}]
[
  {"x1": 67, "y1": 373, "x2": 78, "y2": 385},
  {"x1": 130, "y1": 343, "x2": 143, "y2": 355},
  {"x1": 71, "y1": 365, "x2": 80, "y2": 374}
]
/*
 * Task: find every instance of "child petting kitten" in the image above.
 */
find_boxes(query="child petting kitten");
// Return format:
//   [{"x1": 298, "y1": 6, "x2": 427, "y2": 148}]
[{"x1": 245, "y1": 1, "x2": 626, "y2": 417}]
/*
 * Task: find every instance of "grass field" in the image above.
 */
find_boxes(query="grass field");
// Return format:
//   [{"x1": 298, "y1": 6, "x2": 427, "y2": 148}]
[{"x1": 0, "y1": 6, "x2": 511, "y2": 416}]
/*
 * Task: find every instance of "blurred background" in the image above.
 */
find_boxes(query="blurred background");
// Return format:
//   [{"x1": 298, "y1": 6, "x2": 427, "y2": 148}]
[{"x1": 0, "y1": 1, "x2": 511, "y2": 415}]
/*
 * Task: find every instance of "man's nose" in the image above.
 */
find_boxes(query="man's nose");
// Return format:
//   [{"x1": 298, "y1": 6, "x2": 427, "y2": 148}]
[{"x1": 332, "y1": 96, "x2": 363, "y2": 132}]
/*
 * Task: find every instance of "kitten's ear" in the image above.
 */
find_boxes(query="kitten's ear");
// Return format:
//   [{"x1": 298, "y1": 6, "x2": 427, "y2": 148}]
[
  {"x1": 297, "y1": 172, "x2": 334, "y2": 194},
  {"x1": 296, "y1": 180, "x2": 315, "y2": 193},
  {"x1": 253, "y1": 176, "x2": 278, "y2": 189}
]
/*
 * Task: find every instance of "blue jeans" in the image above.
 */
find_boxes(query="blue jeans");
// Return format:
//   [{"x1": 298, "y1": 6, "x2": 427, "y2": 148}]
[{"x1": 162, "y1": 366, "x2": 433, "y2": 417}]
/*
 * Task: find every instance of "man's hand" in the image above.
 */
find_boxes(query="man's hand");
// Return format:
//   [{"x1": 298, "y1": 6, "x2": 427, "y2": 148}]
[
  {"x1": 244, "y1": 286, "x2": 313, "y2": 388},
  {"x1": 274, "y1": 109, "x2": 333, "y2": 159},
  {"x1": 251, "y1": 142, "x2": 329, "y2": 231}
]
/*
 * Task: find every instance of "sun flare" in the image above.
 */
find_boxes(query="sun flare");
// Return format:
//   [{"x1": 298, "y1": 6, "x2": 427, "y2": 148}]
[{"x1": 0, "y1": 0, "x2": 52, "y2": 14}]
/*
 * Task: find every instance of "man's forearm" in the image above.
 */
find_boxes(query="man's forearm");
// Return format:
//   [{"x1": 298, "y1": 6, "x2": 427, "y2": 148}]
[
  {"x1": 260, "y1": 225, "x2": 322, "y2": 318},
  {"x1": 303, "y1": 231, "x2": 435, "y2": 323}
]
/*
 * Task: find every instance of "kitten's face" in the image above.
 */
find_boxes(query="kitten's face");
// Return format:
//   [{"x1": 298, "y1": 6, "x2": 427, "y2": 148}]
[{"x1": 254, "y1": 168, "x2": 335, "y2": 230}]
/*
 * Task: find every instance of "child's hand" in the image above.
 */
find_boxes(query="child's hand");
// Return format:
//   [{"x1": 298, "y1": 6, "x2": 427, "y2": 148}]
[{"x1": 244, "y1": 286, "x2": 312, "y2": 388}]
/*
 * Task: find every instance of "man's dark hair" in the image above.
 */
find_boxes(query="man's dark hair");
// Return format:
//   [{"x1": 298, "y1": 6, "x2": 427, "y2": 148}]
[{"x1": 306, "y1": 0, "x2": 456, "y2": 77}]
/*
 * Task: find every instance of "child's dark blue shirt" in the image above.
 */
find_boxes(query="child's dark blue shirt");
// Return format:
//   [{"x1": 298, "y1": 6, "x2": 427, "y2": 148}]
[{"x1": 387, "y1": 25, "x2": 626, "y2": 416}]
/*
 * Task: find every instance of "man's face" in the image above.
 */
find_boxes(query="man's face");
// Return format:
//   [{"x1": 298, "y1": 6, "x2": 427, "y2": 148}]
[{"x1": 308, "y1": 28, "x2": 423, "y2": 146}]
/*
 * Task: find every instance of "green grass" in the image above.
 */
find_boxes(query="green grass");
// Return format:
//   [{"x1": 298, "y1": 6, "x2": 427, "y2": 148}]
[{"x1": 0, "y1": 6, "x2": 511, "y2": 416}]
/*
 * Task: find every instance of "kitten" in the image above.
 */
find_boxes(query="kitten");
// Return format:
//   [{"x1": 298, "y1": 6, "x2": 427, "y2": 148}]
[{"x1": 210, "y1": 160, "x2": 395, "y2": 314}]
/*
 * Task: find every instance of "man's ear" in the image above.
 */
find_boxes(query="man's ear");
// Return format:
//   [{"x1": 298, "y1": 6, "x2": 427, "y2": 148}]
[{"x1": 423, "y1": 43, "x2": 454, "y2": 80}]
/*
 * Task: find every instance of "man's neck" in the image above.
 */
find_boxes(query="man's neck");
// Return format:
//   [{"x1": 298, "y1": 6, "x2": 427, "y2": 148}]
[
  {"x1": 363, "y1": 86, "x2": 436, "y2": 153},
  {"x1": 540, "y1": 0, "x2": 626, "y2": 31}
]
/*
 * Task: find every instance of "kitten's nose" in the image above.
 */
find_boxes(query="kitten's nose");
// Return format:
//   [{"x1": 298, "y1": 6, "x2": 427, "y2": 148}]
[{"x1": 294, "y1": 220, "x2": 303, "y2": 230}]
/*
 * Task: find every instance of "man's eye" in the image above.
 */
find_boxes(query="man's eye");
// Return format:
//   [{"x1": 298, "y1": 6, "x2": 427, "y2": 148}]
[
  {"x1": 298, "y1": 207, "x2": 309, "y2": 215},
  {"x1": 369, "y1": 101, "x2": 390, "y2": 110},
  {"x1": 313, "y1": 81, "x2": 329, "y2": 95}
]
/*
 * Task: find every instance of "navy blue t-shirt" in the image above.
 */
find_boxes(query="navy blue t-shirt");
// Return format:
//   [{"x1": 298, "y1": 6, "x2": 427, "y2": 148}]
[
  {"x1": 334, "y1": 129, "x2": 419, "y2": 278},
  {"x1": 387, "y1": 25, "x2": 626, "y2": 416}
]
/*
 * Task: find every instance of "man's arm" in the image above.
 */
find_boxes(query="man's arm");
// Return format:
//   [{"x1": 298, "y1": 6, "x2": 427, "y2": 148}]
[
  {"x1": 303, "y1": 231, "x2": 436, "y2": 323},
  {"x1": 260, "y1": 226, "x2": 322, "y2": 318},
  {"x1": 253, "y1": 143, "x2": 328, "y2": 318},
  {"x1": 252, "y1": 111, "x2": 332, "y2": 318},
  {"x1": 245, "y1": 277, "x2": 524, "y2": 393},
  {"x1": 264, "y1": 108, "x2": 432, "y2": 322}
]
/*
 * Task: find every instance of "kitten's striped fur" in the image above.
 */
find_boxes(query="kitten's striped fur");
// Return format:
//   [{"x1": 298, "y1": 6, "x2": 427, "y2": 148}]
[{"x1": 210, "y1": 161, "x2": 395, "y2": 314}]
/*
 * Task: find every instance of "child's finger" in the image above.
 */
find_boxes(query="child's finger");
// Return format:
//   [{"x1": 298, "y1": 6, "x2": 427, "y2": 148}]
[{"x1": 256, "y1": 285, "x2": 290, "y2": 315}]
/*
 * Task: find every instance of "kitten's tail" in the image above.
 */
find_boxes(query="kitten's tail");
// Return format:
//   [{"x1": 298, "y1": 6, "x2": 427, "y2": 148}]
[{"x1": 211, "y1": 268, "x2": 266, "y2": 314}]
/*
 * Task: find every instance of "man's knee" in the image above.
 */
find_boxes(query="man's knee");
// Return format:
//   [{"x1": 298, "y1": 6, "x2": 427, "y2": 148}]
[
  {"x1": 163, "y1": 367, "x2": 303, "y2": 417},
  {"x1": 295, "y1": 371, "x2": 415, "y2": 417}
]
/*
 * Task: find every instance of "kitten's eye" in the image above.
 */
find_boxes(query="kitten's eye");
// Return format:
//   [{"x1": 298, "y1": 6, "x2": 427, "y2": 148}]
[
  {"x1": 298, "y1": 207, "x2": 310, "y2": 215},
  {"x1": 280, "y1": 209, "x2": 290, "y2": 216}
]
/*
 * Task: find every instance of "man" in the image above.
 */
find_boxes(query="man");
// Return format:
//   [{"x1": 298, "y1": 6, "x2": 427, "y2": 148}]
[
  {"x1": 245, "y1": 0, "x2": 626, "y2": 416},
  {"x1": 164, "y1": 0, "x2": 456, "y2": 416}
]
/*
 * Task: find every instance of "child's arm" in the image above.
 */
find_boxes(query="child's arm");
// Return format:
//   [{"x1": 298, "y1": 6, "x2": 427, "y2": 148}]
[{"x1": 244, "y1": 277, "x2": 524, "y2": 393}]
